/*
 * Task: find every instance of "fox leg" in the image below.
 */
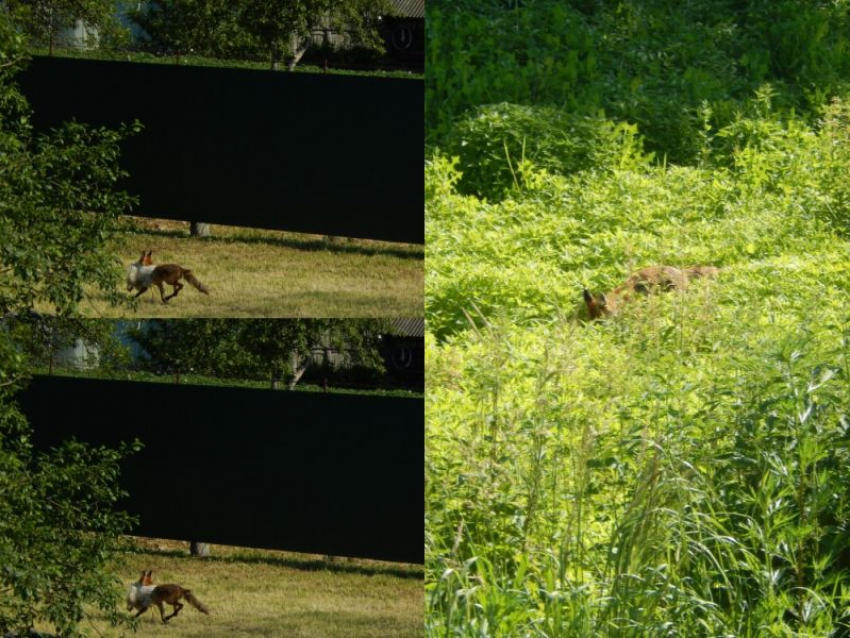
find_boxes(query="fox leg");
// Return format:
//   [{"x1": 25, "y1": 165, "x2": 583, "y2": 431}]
[
  {"x1": 164, "y1": 602, "x2": 184, "y2": 621},
  {"x1": 155, "y1": 282, "x2": 169, "y2": 304},
  {"x1": 164, "y1": 282, "x2": 183, "y2": 302},
  {"x1": 133, "y1": 286, "x2": 149, "y2": 299},
  {"x1": 133, "y1": 604, "x2": 151, "y2": 620},
  {"x1": 155, "y1": 600, "x2": 170, "y2": 624}
]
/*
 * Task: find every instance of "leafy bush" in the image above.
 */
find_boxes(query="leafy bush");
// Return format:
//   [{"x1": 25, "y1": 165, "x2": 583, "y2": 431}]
[
  {"x1": 0, "y1": 13, "x2": 141, "y2": 635},
  {"x1": 427, "y1": 0, "x2": 850, "y2": 164},
  {"x1": 426, "y1": 86, "x2": 850, "y2": 638},
  {"x1": 444, "y1": 103, "x2": 652, "y2": 200}
]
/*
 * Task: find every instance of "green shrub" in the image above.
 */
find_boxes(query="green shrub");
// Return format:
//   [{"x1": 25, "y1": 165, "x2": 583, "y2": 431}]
[
  {"x1": 444, "y1": 103, "x2": 652, "y2": 200},
  {"x1": 427, "y1": 0, "x2": 850, "y2": 164}
]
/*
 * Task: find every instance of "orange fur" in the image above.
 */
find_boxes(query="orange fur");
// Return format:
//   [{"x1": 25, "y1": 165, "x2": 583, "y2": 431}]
[
  {"x1": 131, "y1": 570, "x2": 209, "y2": 624},
  {"x1": 583, "y1": 265, "x2": 720, "y2": 320},
  {"x1": 128, "y1": 250, "x2": 210, "y2": 304}
]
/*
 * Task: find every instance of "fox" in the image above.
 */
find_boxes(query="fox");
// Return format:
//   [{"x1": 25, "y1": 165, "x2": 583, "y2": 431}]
[
  {"x1": 126, "y1": 250, "x2": 210, "y2": 304},
  {"x1": 582, "y1": 265, "x2": 720, "y2": 320},
  {"x1": 126, "y1": 570, "x2": 156, "y2": 621},
  {"x1": 128, "y1": 569, "x2": 210, "y2": 624}
]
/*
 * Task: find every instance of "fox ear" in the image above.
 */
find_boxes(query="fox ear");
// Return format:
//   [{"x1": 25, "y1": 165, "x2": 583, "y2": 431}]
[
  {"x1": 596, "y1": 293, "x2": 608, "y2": 307},
  {"x1": 582, "y1": 289, "x2": 594, "y2": 305}
]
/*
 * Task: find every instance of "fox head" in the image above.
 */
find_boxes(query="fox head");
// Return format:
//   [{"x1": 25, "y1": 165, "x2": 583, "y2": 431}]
[
  {"x1": 142, "y1": 251, "x2": 154, "y2": 266},
  {"x1": 583, "y1": 289, "x2": 616, "y2": 320},
  {"x1": 142, "y1": 570, "x2": 153, "y2": 586}
]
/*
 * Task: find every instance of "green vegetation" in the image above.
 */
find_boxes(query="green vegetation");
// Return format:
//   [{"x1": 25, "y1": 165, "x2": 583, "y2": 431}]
[
  {"x1": 5, "y1": 0, "x2": 131, "y2": 53},
  {"x1": 16, "y1": 0, "x2": 422, "y2": 77},
  {"x1": 41, "y1": 538, "x2": 423, "y2": 637},
  {"x1": 36, "y1": 366, "x2": 424, "y2": 398},
  {"x1": 0, "y1": 11, "x2": 139, "y2": 636},
  {"x1": 427, "y1": 1, "x2": 850, "y2": 635},
  {"x1": 35, "y1": 46, "x2": 422, "y2": 79},
  {"x1": 128, "y1": 0, "x2": 394, "y2": 71},
  {"x1": 15, "y1": 316, "x2": 421, "y2": 396},
  {"x1": 90, "y1": 220, "x2": 424, "y2": 318},
  {"x1": 427, "y1": 0, "x2": 850, "y2": 162},
  {"x1": 122, "y1": 317, "x2": 405, "y2": 392}
]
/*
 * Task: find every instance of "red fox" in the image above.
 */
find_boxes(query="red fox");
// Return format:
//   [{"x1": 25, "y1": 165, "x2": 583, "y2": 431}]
[
  {"x1": 126, "y1": 250, "x2": 210, "y2": 304},
  {"x1": 126, "y1": 570, "x2": 156, "y2": 618},
  {"x1": 128, "y1": 569, "x2": 209, "y2": 624},
  {"x1": 583, "y1": 265, "x2": 720, "y2": 320}
]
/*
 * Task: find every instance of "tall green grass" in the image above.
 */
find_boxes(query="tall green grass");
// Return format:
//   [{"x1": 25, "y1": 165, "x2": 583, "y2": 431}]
[{"x1": 426, "y1": 97, "x2": 850, "y2": 636}]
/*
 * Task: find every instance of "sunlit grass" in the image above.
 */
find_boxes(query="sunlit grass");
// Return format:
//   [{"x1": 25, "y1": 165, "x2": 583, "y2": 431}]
[
  {"x1": 82, "y1": 219, "x2": 423, "y2": 318},
  {"x1": 33, "y1": 48, "x2": 423, "y2": 80},
  {"x1": 35, "y1": 366, "x2": 423, "y2": 399},
  {"x1": 42, "y1": 538, "x2": 424, "y2": 638}
]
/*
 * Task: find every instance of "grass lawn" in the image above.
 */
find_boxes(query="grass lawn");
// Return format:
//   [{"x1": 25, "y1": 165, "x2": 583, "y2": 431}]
[
  {"x1": 35, "y1": 48, "x2": 423, "y2": 80},
  {"x1": 83, "y1": 219, "x2": 423, "y2": 318},
  {"x1": 45, "y1": 539, "x2": 424, "y2": 637},
  {"x1": 37, "y1": 367, "x2": 424, "y2": 399}
]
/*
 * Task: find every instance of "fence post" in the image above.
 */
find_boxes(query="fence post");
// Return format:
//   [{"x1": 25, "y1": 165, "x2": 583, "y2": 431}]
[{"x1": 190, "y1": 222, "x2": 211, "y2": 237}]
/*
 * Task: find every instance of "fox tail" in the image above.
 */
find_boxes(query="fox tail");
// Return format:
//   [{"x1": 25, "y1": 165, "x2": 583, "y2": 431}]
[
  {"x1": 184, "y1": 590, "x2": 210, "y2": 614},
  {"x1": 184, "y1": 270, "x2": 210, "y2": 295}
]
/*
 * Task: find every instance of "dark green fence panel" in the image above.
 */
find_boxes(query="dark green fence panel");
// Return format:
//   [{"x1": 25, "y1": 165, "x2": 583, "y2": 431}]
[
  {"x1": 17, "y1": 57, "x2": 423, "y2": 243},
  {"x1": 17, "y1": 375, "x2": 423, "y2": 564}
]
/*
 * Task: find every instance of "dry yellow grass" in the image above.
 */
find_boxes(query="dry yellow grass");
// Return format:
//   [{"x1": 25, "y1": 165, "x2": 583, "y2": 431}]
[
  {"x1": 73, "y1": 540, "x2": 424, "y2": 637},
  {"x1": 82, "y1": 220, "x2": 423, "y2": 318}
]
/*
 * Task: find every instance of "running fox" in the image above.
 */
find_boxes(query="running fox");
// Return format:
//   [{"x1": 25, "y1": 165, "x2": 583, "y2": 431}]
[
  {"x1": 126, "y1": 570, "x2": 155, "y2": 617},
  {"x1": 127, "y1": 569, "x2": 209, "y2": 624},
  {"x1": 126, "y1": 250, "x2": 210, "y2": 304},
  {"x1": 582, "y1": 265, "x2": 720, "y2": 320}
]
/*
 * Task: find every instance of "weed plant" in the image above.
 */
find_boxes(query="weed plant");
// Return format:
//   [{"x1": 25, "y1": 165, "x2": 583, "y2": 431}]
[{"x1": 426, "y1": 92, "x2": 850, "y2": 635}]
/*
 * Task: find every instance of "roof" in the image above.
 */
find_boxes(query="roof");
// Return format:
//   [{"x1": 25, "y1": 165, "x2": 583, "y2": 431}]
[
  {"x1": 388, "y1": 318, "x2": 425, "y2": 337},
  {"x1": 389, "y1": 0, "x2": 425, "y2": 19}
]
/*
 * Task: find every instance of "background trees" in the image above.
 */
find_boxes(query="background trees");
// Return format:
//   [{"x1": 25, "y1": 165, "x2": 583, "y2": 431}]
[
  {"x1": 127, "y1": 319, "x2": 390, "y2": 389},
  {"x1": 3, "y1": 0, "x2": 130, "y2": 54},
  {"x1": 129, "y1": 0, "x2": 394, "y2": 69},
  {"x1": 127, "y1": 0, "x2": 249, "y2": 61},
  {"x1": 427, "y1": 0, "x2": 850, "y2": 166}
]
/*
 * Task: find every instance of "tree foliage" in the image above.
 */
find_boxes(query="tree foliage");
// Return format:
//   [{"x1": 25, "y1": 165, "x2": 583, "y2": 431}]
[
  {"x1": 238, "y1": 0, "x2": 393, "y2": 69},
  {"x1": 0, "y1": 12, "x2": 139, "y2": 636},
  {"x1": 130, "y1": 0, "x2": 394, "y2": 68},
  {"x1": 127, "y1": 0, "x2": 251, "y2": 59},
  {"x1": 0, "y1": 13, "x2": 139, "y2": 318},
  {"x1": 5, "y1": 314, "x2": 131, "y2": 373},
  {"x1": 0, "y1": 426, "x2": 140, "y2": 635},
  {"x1": 426, "y1": 0, "x2": 850, "y2": 163},
  {"x1": 0, "y1": 120, "x2": 140, "y2": 317},
  {"x1": 128, "y1": 319, "x2": 390, "y2": 388},
  {"x1": 3, "y1": 0, "x2": 131, "y2": 52}
]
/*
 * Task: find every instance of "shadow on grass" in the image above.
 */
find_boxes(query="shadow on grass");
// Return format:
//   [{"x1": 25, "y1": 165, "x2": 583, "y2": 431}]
[
  {"x1": 123, "y1": 546, "x2": 424, "y2": 581},
  {"x1": 123, "y1": 226, "x2": 424, "y2": 261}
]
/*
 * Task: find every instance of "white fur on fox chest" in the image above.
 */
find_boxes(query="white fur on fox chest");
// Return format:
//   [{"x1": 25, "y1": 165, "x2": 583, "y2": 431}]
[
  {"x1": 127, "y1": 582, "x2": 156, "y2": 610},
  {"x1": 126, "y1": 263, "x2": 156, "y2": 291}
]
